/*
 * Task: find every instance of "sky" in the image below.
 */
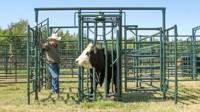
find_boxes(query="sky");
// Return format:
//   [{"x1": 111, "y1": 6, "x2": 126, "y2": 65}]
[{"x1": 1, "y1": 0, "x2": 200, "y2": 36}]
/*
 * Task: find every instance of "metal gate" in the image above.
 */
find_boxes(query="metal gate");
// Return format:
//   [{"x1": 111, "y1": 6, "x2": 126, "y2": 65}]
[
  {"x1": 77, "y1": 11, "x2": 122, "y2": 100},
  {"x1": 124, "y1": 26, "x2": 164, "y2": 96}
]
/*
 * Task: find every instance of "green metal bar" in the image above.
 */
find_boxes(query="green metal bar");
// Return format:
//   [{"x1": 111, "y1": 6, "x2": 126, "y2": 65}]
[
  {"x1": 14, "y1": 36, "x2": 17, "y2": 82},
  {"x1": 78, "y1": 10, "x2": 82, "y2": 101},
  {"x1": 127, "y1": 27, "x2": 161, "y2": 31},
  {"x1": 192, "y1": 27, "x2": 197, "y2": 80},
  {"x1": 31, "y1": 29, "x2": 35, "y2": 92},
  {"x1": 49, "y1": 25, "x2": 138, "y2": 29},
  {"x1": 159, "y1": 28, "x2": 163, "y2": 91},
  {"x1": 34, "y1": 10, "x2": 39, "y2": 101},
  {"x1": 150, "y1": 35, "x2": 153, "y2": 85},
  {"x1": 118, "y1": 12, "x2": 122, "y2": 98},
  {"x1": 86, "y1": 23, "x2": 89, "y2": 44},
  {"x1": 174, "y1": 25, "x2": 178, "y2": 104},
  {"x1": 111, "y1": 22, "x2": 114, "y2": 93},
  {"x1": 0, "y1": 35, "x2": 27, "y2": 37},
  {"x1": 124, "y1": 26, "x2": 128, "y2": 92},
  {"x1": 27, "y1": 25, "x2": 30, "y2": 105},
  {"x1": 35, "y1": 7, "x2": 166, "y2": 11},
  {"x1": 38, "y1": 28, "x2": 41, "y2": 92},
  {"x1": 47, "y1": 18, "x2": 50, "y2": 40},
  {"x1": 93, "y1": 23, "x2": 98, "y2": 46},
  {"x1": 103, "y1": 22, "x2": 108, "y2": 98},
  {"x1": 135, "y1": 30, "x2": 139, "y2": 88},
  {"x1": 5, "y1": 48, "x2": 8, "y2": 78},
  {"x1": 162, "y1": 9, "x2": 166, "y2": 101},
  {"x1": 127, "y1": 41, "x2": 160, "y2": 44},
  {"x1": 81, "y1": 11, "x2": 84, "y2": 100},
  {"x1": 80, "y1": 14, "x2": 122, "y2": 17}
]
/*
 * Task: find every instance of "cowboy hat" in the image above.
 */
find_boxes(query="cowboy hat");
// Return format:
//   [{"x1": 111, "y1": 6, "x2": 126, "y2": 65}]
[{"x1": 48, "y1": 33, "x2": 61, "y2": 40}]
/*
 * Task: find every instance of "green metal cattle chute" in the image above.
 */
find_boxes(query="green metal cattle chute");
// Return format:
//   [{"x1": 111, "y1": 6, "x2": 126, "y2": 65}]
[
  {"x1": 27, "y1": 7, "x2": 184, "y2": 104},
  {"x1": 77, "y1": 11, "x2": 123, "y2": 100}
]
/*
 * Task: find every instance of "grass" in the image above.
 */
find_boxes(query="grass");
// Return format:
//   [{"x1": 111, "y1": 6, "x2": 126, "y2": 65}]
[{"x1": 0, "y1": 81, "x2": 200, "y2": 112}]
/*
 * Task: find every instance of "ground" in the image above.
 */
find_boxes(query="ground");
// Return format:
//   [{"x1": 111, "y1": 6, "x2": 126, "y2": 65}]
[{"x1": 0, "y1": 81, "x2": 200, "y2": 112}]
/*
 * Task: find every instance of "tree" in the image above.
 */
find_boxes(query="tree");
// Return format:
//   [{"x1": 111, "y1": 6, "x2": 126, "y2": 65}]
[
  {"x1": 0, "y1": 19, "x2": 28, "y2": 42},
  {"x1": 1, "y1": 19, "x2": 28, "y2": 36},
  {"x1": 0, "y1": 19, "x2": 28, "y2": 54}
]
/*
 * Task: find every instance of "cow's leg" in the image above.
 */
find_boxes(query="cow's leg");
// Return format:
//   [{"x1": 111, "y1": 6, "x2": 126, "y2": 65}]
[
  {"x1": 107, "y1": 79, "x2": 111, "y2": 94},
  {"x1": 90, "y1": 69, "x2": 93, "y2": 94}
]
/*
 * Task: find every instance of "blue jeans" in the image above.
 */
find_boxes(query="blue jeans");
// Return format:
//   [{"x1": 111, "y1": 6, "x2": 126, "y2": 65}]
[{"x1": 47, "y1": 63, "x2": 60, "y2": 94}]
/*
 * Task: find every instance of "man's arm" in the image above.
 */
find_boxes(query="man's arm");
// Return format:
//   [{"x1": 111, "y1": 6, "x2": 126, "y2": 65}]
[{"x1": 40, "y1": 40, "x2": 46, "y2": 49}]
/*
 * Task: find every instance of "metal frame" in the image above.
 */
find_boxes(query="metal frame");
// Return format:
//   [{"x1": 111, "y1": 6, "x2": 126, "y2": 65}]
[{"x1": 27, "y1": 7, "x2": 168, "y2": 104}]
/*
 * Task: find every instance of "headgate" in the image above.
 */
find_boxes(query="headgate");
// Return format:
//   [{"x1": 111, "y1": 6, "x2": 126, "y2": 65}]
[{"x1": 77, "y1": 11, "x2": 122, "y2": 100}]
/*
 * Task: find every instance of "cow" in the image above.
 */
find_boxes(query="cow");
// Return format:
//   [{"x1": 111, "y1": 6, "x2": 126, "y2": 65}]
[{"x1": 75, "y1": 43, "x2": 117, "y2": 94}]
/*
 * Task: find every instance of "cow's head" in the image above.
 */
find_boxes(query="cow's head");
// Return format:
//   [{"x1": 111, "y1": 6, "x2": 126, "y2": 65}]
[{"x1": 75, "y1": 43, "x2": 97, "y2": 69}]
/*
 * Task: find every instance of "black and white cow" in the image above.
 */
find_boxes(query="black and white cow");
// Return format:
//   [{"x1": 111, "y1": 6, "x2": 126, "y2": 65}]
[{"x1": 75, "y1": 43, "x2": 117, "y2": 94}]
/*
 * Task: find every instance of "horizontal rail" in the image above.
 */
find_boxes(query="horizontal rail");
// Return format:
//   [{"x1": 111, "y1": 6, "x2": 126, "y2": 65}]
[{"x1": 35, "y1": 7, "x2": 166, "y2": 11}]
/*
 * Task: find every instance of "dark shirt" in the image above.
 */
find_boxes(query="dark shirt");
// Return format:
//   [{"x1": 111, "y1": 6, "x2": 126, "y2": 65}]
[{"x1": 43, "y1": 42, "x2": 61, "y2": 64}]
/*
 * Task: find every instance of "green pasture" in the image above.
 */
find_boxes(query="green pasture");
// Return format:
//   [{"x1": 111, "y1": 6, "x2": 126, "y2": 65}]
[{"x1": 0, "y1": 80, "x2": 200, "y2": 112}]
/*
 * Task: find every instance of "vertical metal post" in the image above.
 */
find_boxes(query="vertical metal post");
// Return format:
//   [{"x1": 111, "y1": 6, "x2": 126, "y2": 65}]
[
  {"x1": 117, "y1": 12, "x2": 122, "y2": 98},
  {"x1": 47, "y1": 18, "x2": 49, "y2": 38},
  {"x1": 80, "y1": 15, "x2": 84, "y2": 100},
  {"x1": 162, "y1": 9, "x2": 166, "y2": 100},
  {"x1": 15, "y1": 36, "x2": 17, "y2": 82},
  {"x1": 111, "y1": 22, "x2": 114, "y2": 93},
  {"x1": 174, "y1": 25, "x2": 178, "y2": 104},
  {"x1": 86, "y1": 23, "x2": 89, "y2": 44},
  {"x1": 38, "y1": 28, "x2": 41, "y2": 91},
  {"x1": 103, "y1": 22, "x2": 108, "y2": 98},
  {"x1": 27, "y1": 25, "x2": 30, "y2": 105},
  {"x1": 124, "y1": 26, "x2": 127, "y2": 91},
  {"x1": 150, "y1": 36, "x2": 153, "y2": 85},
  {"x1": 93, "y1": 68, "x2": 96, "y2": 99},
  {"x1": 86, "y1": 22, "x2": 90, "y2": 94},
  {"x1": 92, "y1": 22, "x2": 97, "y2": 98},
  {"x1": 5, "y1": 47, "x2": 8, "y2": 78},
  {"x1": 192, "y1": 28, "x2": 197, "y2": 80},
  {"x1": 93, "y1": 22, "x2": 98, "y2": 46},
  {"x1": 78, "y1": 10, "x2": 82, "y2": 101},
  {"x1": 159, "y1": 28, "x2": 163, "y2": 91},
  {"x1": 35, "y1": 10, "x2": 39, "y2": 101}
]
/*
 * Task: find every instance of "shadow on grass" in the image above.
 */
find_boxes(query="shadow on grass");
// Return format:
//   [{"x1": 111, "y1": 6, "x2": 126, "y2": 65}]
[
  {"x1": 40, "y1": 88, "x2": 80, "y2": 104},
  {"x1": 165, "y1": 83, "x2": 200, "y2": 105},
  {"x1": 120, "y1": 91, "x2": 164, "y2": 102},
  {"x1": 37, "y1": 82, "x2": 200, "y2": 104},
  {"x1": 176, "y1": 87, "x2": 200, "y2": 105}
]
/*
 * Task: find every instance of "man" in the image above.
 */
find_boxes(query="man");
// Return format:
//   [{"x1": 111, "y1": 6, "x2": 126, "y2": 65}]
[{"x1": 41, "y1": 33, "x2": 61, "y2": 94}]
